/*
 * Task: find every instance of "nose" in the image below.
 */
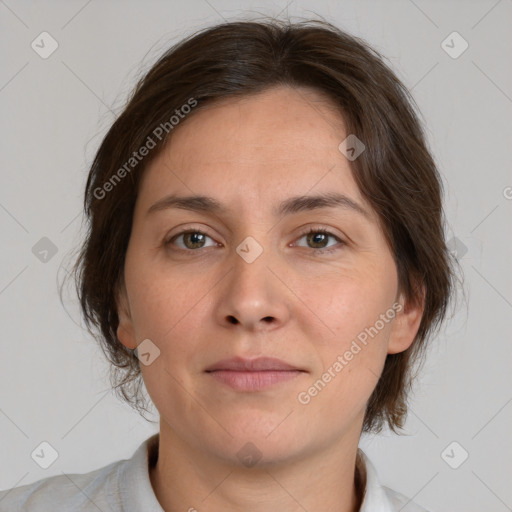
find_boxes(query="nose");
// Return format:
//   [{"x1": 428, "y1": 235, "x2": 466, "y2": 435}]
[{"x1": 215, "y1": 245, "x2": 292, "y2": 333}]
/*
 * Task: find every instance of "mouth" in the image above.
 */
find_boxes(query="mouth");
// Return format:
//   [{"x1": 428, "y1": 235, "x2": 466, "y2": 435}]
[{"x1": 205, "y1": 357, "x2": 307, "y2": 392}]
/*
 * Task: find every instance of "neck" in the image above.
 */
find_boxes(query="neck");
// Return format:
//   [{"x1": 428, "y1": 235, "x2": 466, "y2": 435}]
[{"x1": 149, "y1": 423, "x2": 365, "y2": 512}]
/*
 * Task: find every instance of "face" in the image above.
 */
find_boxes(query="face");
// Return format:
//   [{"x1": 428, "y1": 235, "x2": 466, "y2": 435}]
[{"x1": 117, "y1": 85, "x2": 422, "y2": 466}]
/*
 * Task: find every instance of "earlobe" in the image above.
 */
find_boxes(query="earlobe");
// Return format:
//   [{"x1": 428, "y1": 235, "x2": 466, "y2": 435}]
[
  {"x1": 387, "y1": 288, "x2": 425, "y2": 355},
  {"x1": 116, "y1": 285, "x2": 137, "y2": 350}
]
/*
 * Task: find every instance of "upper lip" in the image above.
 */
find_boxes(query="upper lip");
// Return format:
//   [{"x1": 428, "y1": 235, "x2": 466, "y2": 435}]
[{"x1": 205, "y1": 356, "x2": 304, "y2": 372}]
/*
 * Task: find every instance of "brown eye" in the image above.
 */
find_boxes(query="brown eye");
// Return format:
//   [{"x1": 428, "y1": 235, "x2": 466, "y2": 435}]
[
  {"x1": 306, "y1": 231, "x2": 329, "y2": 249},
  {"x1": 166, "y1": 230, "x2": 217, "y2": 251},
  {"x1": 295, "y1": 228, "x2": 345, "y2": 252}
]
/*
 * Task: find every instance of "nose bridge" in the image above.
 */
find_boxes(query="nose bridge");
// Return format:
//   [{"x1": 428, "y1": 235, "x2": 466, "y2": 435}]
[
  {"x1": 231, "y1": 232, "x2": 272, "y2": 303},
  {"x1": 217, "y1": 230, "x2": 289, "y2": 330},
  {"x1": 224, "y1": 200, "x2": 275, "y2": 265}
]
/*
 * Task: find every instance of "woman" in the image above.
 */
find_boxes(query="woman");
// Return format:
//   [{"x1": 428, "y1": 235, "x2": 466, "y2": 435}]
[{"x1": 0, "y1": 18, "x2": 454, "y2": 512}]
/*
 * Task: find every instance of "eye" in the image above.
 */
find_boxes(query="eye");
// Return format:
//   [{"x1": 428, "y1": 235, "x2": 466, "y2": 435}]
[
  {"x1": 294, "y1": 227, "x2": 345, "y2": 253},
  {"x1": 165, "y1": 229, "x2": 218, "y2": 251},
  {"x1": 164, "y1": 227, "x2": 345, "y2": 253}
]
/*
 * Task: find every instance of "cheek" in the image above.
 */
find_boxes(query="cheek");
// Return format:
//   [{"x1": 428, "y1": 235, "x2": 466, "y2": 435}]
[
  {"x1": 306, "y1": 263, "x2": 397, "y2": 342},
  {"x1": 126, "y1": 265, "x2": 216, "y2": 399},
  {"x1": 125, "y1": 256, "x2": 203, "y2": 341},
  {"x1": 296, "y1": 301, "x2": 393, "y2": 427},
  {"x1": 298, "y1": 262, "x2": 396, "y2": 393}
]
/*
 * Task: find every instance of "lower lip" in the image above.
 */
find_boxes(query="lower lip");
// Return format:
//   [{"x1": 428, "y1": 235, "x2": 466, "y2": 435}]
[{"x1": 207, "y1": 370, "x2": 304, "y2": 391}]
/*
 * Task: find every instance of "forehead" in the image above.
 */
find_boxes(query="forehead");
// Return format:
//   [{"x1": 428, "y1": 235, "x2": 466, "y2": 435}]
[{"x1": 136, "y1": 85, "x2": 369, "y2": 217}]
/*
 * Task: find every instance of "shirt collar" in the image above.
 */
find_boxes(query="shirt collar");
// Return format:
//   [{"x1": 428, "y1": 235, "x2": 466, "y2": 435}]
[
  {"x1": 358, "y1": 448, "x2": 397, "y2": 511},
  {"x1": 120, "y1": 434, "x2": 397, "y2": 512},
  {"x1": 118, "y1": 432, "x2": 163, "y2": 511}
]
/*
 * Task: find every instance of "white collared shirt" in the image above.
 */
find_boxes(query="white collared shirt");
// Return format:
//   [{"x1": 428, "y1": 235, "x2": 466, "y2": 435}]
[{"x1": 0, "y1": 434, "x2": 428, "y2": 511}]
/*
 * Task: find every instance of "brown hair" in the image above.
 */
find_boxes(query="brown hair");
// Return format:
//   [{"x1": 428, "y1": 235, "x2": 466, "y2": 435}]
[{"x1": 63, "y1": 18, "x2": 457, "y2": 433}]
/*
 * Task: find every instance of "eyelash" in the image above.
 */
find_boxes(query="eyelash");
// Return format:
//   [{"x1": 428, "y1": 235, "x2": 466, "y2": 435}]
[{"x1": 164, "y1": 226, "x2": 345, "y2": 254}]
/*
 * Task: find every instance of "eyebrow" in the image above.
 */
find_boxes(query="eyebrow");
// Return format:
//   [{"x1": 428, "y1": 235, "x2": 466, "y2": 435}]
[{"x1": 146, "y1": 192, "x2": 370, "y2": 219}]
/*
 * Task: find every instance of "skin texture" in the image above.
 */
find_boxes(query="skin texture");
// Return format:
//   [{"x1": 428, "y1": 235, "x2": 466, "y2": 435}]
[{"x1": 116, "y1": 85, "x2": 423, "y2": 512}]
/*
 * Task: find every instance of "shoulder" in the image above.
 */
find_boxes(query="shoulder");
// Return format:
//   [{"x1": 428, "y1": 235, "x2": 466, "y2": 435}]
[
  {"x1": 0, "y1": 434, "x2": 161, "y2": 512},
  {"x1": 0, "y1": 458, "x2": 126, "y2": 511}
]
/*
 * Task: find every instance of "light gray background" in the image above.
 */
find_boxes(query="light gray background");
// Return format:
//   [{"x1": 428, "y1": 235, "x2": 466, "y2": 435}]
[{"x1": 1, "y1": 1, "x2": 511, "y2": 511}]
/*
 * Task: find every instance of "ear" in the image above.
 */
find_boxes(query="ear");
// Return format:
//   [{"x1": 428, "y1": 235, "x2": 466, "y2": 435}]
[
  {"x1": 116, "y1": 280, "x2": 137, "y2": 350},
  {"x1": 387, "y1": 286, "x2": 425, "y2": 355}
]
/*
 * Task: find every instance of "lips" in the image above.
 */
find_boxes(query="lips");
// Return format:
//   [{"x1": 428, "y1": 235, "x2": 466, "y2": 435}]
[
  {"x1": 205, "y1": 356, "x2": 303, "y2": 372},
  {"x1": 205, "y1": 357, "x2": 306, "y2": 392}
]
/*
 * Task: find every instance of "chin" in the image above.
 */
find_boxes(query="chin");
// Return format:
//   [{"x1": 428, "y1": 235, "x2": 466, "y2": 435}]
[
  {"x1": 220, "y1": 407, "x2": 297, "y2": 437},
  {"x1": 210, "y1": 435, "x2": 305, "y2": 470}
]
